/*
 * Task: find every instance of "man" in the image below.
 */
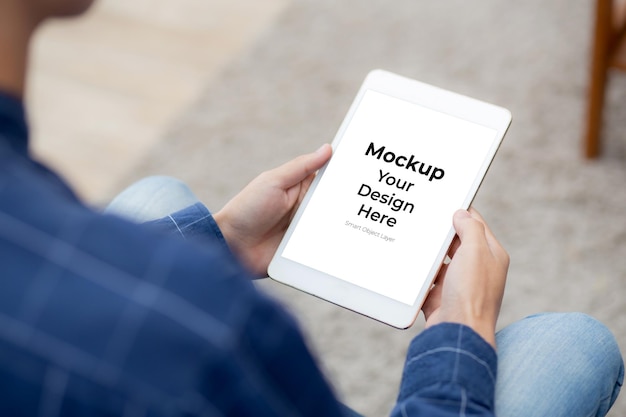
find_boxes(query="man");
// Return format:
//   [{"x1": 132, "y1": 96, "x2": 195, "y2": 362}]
[{"x1": 0, "y1": 0, "x2": 623, "y2": 416}]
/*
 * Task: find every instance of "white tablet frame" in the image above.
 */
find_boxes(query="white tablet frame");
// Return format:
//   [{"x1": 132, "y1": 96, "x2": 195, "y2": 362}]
[{"x1": 268, "y1": 69, "x2": 511, "y2": 329}]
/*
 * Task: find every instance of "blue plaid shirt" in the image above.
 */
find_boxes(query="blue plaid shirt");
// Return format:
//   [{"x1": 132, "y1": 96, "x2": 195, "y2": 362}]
[{"x1": 0, "y1": 91, "x2": 497, "y2": 417}]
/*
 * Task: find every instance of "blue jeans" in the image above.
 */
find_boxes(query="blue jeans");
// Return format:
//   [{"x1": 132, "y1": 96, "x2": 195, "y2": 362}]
[{"x1": 106, "y1": 176, "x2": 624, "y2": 417}]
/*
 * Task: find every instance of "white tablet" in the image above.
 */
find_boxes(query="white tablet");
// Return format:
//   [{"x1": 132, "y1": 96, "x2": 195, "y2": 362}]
[{"x1": 268, "y1": 69, "x2": 511, "y2": 329}]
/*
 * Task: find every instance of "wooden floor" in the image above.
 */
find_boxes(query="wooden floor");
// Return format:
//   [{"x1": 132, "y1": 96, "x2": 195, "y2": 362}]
[{"x1": 27, "y1": 0, "x2": 289, "y2": 203}]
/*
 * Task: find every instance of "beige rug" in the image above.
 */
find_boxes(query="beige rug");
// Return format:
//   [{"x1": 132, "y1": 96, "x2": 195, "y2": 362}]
[{"x1": 121, "y1": 0, "x2": 626, "y2": 415}]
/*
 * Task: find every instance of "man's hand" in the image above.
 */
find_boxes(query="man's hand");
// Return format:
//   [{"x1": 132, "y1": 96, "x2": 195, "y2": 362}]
[
  {"x1": 214, "y1": 144, "x2": 332, "y2": 277},
  {"x1": 421, "y1": 208, "x2": 509, "y2": 348}
]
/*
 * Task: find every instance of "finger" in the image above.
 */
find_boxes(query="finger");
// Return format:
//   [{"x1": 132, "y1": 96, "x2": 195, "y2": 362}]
[
  {"x1": 299, "y1": 172, "x2": 316, "y2": 194},
  {"x1": 467, "y1": 208, "x2": 500, "y2": 243},
  {"x1": 270, "y1": 144, "x2": 332, "y2": 190},
  {"x1": 467, "y1": 208, "x2": 509, "y2": 263},
  {"x1": 284, "y1": 173, "x2": 317, "y2": 224},
  {"x1": 421, "y1": 280, "x2": 442, "y2": 319},
  {"x1": 424, "y1": 255, "x2": 449, "y2": 315},
  {"x1": 452, "y1": 209, "x2": 488, "y2": 245},
  {"x1": 446, "y1": 234, "x2": 461, "y2": 260}
]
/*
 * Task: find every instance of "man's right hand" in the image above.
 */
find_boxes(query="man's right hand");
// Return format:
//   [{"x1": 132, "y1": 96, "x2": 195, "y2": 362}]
[{"x1": 421, "y1": 208, "x2": 509, "y2": 348}]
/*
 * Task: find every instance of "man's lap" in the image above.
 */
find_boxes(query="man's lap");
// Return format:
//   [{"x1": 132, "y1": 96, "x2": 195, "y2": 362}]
[{"x1": 107, "y1": 177, "x2": 624, "y2": 417}]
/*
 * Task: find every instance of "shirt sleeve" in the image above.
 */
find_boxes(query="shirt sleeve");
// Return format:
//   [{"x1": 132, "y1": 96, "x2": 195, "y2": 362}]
[
  {"x1": 143, "y1": 202, "x2": 230, "y2": 251},
  {"x1": 391, "y1": 323, "x2": 497, "y2": 417}
]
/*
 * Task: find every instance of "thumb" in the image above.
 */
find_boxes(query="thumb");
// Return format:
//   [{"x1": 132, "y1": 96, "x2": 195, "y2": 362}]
[
  {"x1": 452, "y1": 209, "x2": 493, "y2": 257},
  {"x1": 272, "y1": 144, "x2": 332, "y2": 189},
  {"x1": 453, "y1": 209, "x2": 482, "y2": 239}
]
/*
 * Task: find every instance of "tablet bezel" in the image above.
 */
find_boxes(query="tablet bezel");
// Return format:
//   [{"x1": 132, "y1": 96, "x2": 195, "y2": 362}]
[{"x1": 268, "y1": 69, "x2": 511, "y2": 329}]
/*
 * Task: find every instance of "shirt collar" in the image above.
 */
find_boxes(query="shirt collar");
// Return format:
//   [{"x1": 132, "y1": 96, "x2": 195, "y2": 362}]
[{"x1": 0, "y1": 90, "x2": 29, "y2": 156}]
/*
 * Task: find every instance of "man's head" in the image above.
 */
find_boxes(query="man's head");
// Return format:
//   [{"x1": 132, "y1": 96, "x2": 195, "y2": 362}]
[
  {"x1": 0, "y1": 0, "x2": 95, "y2": 27},
  {"x1": 39, "y1": 0, "x2": 95, "y2": 17},
  {"x1": 0, "y1": 0, "x2": 96, "y2": 96},
  {"x1": 29, "y1": 0, "x2": 95, "y2": 22}
]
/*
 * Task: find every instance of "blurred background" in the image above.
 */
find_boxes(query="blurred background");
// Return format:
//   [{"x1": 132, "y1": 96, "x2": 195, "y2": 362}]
[{"x1": 29, "y1": 0, "x2": 626, "y2": 415}]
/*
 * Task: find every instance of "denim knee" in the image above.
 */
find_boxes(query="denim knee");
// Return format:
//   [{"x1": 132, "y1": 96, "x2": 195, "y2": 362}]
[
  {"x1": 105, "y1": 176, "x2": 199, "y2": 223},
  {"x1": 504, "y1": 312, "x2": 623, "y2": 381},
  {"x1": 540, "y1": 312, "x2": 624, "y2": 408},
  {"x1": 495, "y1": 312, "x2": 623, "y2": 417}
]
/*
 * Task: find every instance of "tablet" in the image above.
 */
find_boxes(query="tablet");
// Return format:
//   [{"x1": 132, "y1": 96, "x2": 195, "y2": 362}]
[{"x1": 268, "y1": 69, "x2": 511, "y2": 329}]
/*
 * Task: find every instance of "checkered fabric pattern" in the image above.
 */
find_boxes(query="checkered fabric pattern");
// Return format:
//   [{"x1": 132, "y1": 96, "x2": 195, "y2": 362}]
[{"x1": 0, "y1": 91, "x2": 497, "y2": 417}]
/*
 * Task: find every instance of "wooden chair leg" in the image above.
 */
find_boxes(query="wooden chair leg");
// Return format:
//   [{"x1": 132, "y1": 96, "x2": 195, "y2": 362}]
[{"x1": 585, "y1": 0, "x2": 613, "y2": 159}]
